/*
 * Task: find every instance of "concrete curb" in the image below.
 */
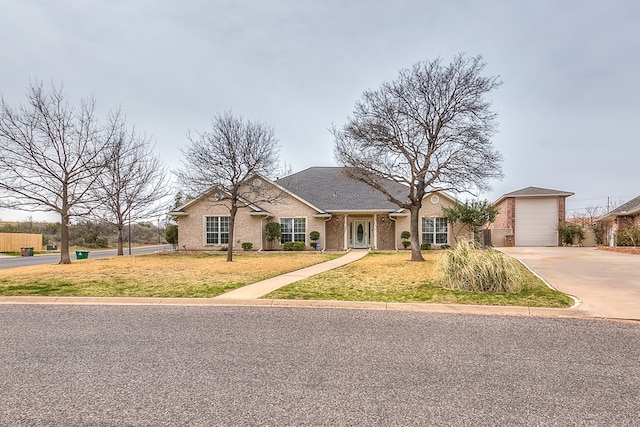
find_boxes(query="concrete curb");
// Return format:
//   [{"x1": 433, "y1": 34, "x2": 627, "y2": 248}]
[{"x1": 0, "y1": 295, "x2": 590, "y2": 319}]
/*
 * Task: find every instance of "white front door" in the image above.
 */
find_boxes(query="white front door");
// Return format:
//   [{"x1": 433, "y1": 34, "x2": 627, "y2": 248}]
[{"x1": 354, "y1": 220, "x2": 368, "y2": 248}]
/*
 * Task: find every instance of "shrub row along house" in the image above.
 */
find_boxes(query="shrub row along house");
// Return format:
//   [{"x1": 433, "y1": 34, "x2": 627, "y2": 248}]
[{"x1": 169, "y1": 167, "x2": 468, "y2": 251}]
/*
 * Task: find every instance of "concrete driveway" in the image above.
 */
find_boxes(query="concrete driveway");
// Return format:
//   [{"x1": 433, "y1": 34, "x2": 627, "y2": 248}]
[{"x1": 500, "y1": 247, "x2": 640, "y2": 321}]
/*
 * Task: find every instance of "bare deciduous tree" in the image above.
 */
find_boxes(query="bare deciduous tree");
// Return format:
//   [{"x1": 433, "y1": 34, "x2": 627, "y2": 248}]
[
  {"x1": 573, "y1": 205, "x2": 604, "y2": 227},
  {"x1": 333, "y1": 54, "x2": 503, "y2": 261},
  {"x1": 175, "y1": 111, "x2": 280, "y2": 261},
  {"x1": 0, "y1": 82, "x2": 119, "y2": 264},
  {"x1": 93, "y1": 124, "x2": 170, "y2": 255}
]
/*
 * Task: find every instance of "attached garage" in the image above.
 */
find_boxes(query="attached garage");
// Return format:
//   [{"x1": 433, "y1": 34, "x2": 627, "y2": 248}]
[
  {"x1": 491, "y1": 186, "x2": 574, "y2": 247},
  {"x1": 515, "y1": 198, "x2": 558, "y2": 246}
]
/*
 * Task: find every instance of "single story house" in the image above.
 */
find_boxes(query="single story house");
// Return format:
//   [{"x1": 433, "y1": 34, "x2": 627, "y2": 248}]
[
  {"x1": 169, "y1": 167, "x2": 468, "y2": 251},
  {"x1": 596, "y1": 195, "x2": 640, "y2": 246},
  {"x1": 490, "y1": 186, "x2": 573, "y2": 247}
]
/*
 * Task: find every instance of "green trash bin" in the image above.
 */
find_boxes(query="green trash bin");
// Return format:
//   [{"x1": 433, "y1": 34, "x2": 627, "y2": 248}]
[
  {"x1": 75, "y1": 251, "x2": 89, "y2": 260},
  {"x1": 21, "y1": 247, "x2": 34, "y2": 257}
]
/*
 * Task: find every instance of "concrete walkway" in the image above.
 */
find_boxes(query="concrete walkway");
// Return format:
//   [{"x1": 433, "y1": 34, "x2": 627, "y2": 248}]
[{"x1": 214, "y1": 249, "x2": 369, "y2": 300}]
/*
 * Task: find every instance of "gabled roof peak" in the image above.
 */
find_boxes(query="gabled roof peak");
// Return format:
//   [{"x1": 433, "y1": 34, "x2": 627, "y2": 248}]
[{"x1": 504, "y1": 186, "x2": 574, "y2": 197}]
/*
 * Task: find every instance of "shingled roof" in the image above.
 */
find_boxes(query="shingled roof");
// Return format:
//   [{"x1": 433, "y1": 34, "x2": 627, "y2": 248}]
[
  {"x1": 599, "y1": 194, "x2": 640, "y2": 220},
  {"x1": 503, "y1": 186, "x2": 574, "y2": 197},
  {"x1": 494, "y1": 186, "x2": 574, "y2": 204},
  {"x1": 275, "y1": 167, "x2": 408, "y2": 212}
]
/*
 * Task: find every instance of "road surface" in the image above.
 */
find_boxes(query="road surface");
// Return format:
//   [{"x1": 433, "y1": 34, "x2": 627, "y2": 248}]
[
  {"x1": 1, "y1": 306, "x2": 638, "y2": 426},
  {"x1": 0, "y1": 244, "x2": 172, "y2": 269}
]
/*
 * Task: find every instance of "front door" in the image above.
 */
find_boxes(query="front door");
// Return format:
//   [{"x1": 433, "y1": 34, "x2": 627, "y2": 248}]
[{"x1": 354, "y1": 220, "x2": 368, "y2": 248}]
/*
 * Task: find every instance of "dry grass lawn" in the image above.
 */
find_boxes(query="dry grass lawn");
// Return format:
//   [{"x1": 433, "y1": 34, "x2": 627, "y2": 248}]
[
  {"x1": 0, "y1": 252, "x2": 339, "y2": 298},
  {"x1": 1, "y1": 250, "x2": 573, "y2": 308},
  {"x1": 265, "y1": 251, "x2": 574, "y2": 307}
]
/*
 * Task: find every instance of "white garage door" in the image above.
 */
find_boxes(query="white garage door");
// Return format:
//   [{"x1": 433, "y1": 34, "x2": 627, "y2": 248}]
[{"x1": 515, "y1": 198, "x2": 558, "y2": 246}]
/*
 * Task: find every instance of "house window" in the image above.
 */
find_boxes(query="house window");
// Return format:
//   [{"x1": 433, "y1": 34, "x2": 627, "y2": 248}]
[
  {"x1": 205, "y1": 216, "x2": 229, "y2": 245},
  {"x1": 422, "y1": 217, "x2": 448, "y2": 244},
  {"x1": 280, "y1": 218, "x2": 306, "y2": 243}
]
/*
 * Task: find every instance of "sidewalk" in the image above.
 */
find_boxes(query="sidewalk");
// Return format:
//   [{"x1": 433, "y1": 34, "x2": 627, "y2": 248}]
[{"x1": 213, "y1": 249, "x2": 369, "y2": 300}]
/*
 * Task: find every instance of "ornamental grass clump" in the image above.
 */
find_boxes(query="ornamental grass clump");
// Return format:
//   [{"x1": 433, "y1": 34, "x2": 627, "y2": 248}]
[{"x1": 436, "y1": 239, "x2": 524, "y2": 293}]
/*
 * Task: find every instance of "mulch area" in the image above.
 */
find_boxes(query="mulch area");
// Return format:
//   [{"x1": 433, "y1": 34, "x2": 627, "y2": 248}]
[{"x1": 597, "y1": 245, "x2": 640, "y2": 255}]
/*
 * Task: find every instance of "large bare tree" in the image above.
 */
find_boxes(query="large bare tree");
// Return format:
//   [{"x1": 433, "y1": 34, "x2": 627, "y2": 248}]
[
  {"x1": 0, "y1": 82, "x2": 119, "y2": 264},
  {"x1": 333, "y1": 54, "x2": 503, "y2": 261},
  {"x1": 175, "y1": 111, "x2": 280, "y2": 261},
  {"x1": 93, "y1": 124, "x2": 170, "y2": 255}
]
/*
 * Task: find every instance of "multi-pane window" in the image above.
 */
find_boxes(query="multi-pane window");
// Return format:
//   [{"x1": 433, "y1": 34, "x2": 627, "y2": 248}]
[
  {"x1": 280, "y1": 218, "x2": 306, "y2": 243},
  {"x1": 422, "y1": 217, "x2": 448, "y2": 244},
  {"x1": 205, "y1": 216, "x2": 230, "y2": 245}
]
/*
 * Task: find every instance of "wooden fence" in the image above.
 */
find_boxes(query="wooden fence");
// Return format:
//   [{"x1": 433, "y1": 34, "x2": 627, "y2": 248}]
[{"x1": 0, "y1": 233, "x2": 43, "y2": 252}]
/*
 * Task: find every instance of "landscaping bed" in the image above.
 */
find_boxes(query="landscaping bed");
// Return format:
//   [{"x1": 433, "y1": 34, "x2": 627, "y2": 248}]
[{"x1": 597, "y1": 245, "x2": 640, "y2": 255}]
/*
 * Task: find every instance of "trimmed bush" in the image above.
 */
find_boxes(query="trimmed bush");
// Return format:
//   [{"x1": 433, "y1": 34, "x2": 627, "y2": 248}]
[
  {"x1": 436, "y1": 239, "x2": 523, "y2": 293},
  {"x1": 309, "y1": 231, "x2": 320, "y2": 249},
  {"x1": 401, "y1": 230, "x2": 411, "y2": 249},
  {"x1": 283, "y1": 241, "x2": 306, "y2": 251},
  {"x1": 241, "y1": 242, "x2": 253, "y2": 251},
  {"x1": 421, "y1": 243, "x2": 431, "y2": 250}
]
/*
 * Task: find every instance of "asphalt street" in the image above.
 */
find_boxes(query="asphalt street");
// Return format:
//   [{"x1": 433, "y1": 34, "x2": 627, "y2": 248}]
[
  {"x1": 1, "y1": 305, "x2": 638, "y2": 426},
  {"x1": 0, "y1": 245, "x2": 172, "y2": 269}
]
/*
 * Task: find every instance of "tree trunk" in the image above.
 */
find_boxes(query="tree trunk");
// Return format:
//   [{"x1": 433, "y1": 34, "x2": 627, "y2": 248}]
[
  {"x1": 117, "y1": 223, "x2": 124, "y2": 256},
  {"x1": 409, "y1": 206, "x2": 424, "y2": 261},
  {"x1": 226, "y1": 205, "x2": 237, "y2": 262},
  {"x1": 59, "y1": 212, "x2": 71, "y2": 264}
]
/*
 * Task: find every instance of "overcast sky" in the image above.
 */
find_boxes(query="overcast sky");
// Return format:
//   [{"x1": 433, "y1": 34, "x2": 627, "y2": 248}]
[{"x1": 1, "y1": 0, "x2": 639, "y2": 222}]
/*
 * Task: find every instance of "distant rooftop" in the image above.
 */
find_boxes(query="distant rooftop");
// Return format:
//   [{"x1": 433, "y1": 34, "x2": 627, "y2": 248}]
[{"x1": 601, "y1": 194, "x2": 640, "y2": 218}]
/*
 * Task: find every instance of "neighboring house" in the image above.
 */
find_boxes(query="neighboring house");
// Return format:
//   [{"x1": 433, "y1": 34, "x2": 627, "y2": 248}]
[
  {"x1": 490, "y1": 186, "x2": 573, "y2": 247},
  {"x1": 596, "y1": 195, "x2": 640, "y2": 246},
  {"x1": 169, "y1": 167, "x2": 467, "y2": 251}
]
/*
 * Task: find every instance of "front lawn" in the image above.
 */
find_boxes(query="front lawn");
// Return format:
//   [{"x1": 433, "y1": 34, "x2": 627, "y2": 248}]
[
  {"x1": 0, "y1": 250, "x2": 573, "y2": 308},
  {"x1": 265, "y1": 251, "x2": 573, "y2": 307},
  {"x1": 0, "y1": 252, "x2": 340, "y2": 298}
]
